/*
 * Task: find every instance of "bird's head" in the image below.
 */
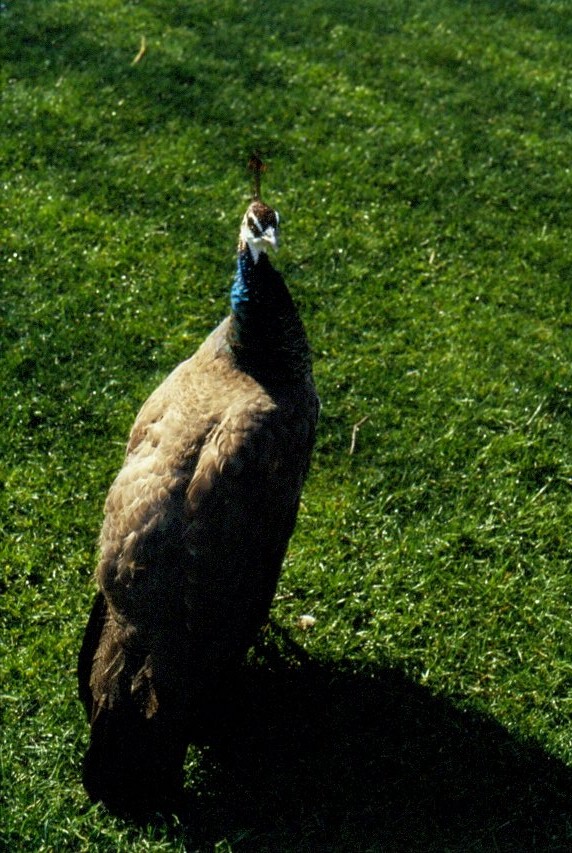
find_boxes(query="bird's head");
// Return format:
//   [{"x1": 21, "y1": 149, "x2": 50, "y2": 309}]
[{"x1": 239, "y1": 200, "x2": 280, "y2": 264}]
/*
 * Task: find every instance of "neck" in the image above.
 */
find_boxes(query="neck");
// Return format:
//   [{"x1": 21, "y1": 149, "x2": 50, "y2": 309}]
[
  {"x1": 228, "y1": 244, "x2": 311, "y2": 383},
  {"x1": 230, "y1": 241, "x2": 257, "y2": 315}
]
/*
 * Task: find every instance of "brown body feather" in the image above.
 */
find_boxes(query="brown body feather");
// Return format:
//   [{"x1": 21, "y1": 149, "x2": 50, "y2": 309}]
[
  {"x1": 78, "y1": 226, "x2": 318, "y2": 811},
  {"x1": 90, "y1": 317, "x2": 317, "y2": 718}
]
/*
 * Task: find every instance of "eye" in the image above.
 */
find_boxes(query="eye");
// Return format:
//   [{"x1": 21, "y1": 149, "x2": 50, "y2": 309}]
[{"x1": 247, "y1": 212, "x2": 263, "y2": 236}]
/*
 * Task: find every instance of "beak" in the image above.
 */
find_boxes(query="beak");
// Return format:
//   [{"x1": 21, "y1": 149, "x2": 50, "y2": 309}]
[{"x1": 262, "y1": 226, "x2": 280, "y2": 252}]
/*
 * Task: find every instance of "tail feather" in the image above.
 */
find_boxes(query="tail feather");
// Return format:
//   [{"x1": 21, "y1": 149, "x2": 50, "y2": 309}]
[
  {"x1": 82, "y1": 702, "x2": 188, "y2": 815},
  {"x1": 77, "y1": 592, "x2": 107, "y2": 720},
  {"x1": 78, "y1": 593, "x2": 188, "y2": 814}
]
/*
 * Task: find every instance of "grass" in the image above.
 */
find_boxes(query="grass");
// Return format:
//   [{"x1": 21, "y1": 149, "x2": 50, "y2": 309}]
[{"x1": 2, "y1": 0, "x2": 572, "y2": 848}]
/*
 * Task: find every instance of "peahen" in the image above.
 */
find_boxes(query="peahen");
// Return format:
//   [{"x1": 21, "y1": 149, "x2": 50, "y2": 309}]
[{"x1": 77, "y1": 177, "x2": 319, "y2": 813}]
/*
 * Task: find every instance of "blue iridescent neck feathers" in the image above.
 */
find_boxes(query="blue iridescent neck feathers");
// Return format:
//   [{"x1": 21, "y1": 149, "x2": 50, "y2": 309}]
[{"x1": 230, "y1": 245, "x2": 256, "y2": 314}]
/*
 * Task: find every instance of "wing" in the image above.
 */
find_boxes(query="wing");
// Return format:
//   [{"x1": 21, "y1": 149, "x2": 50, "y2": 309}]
[{"x1": 181, "y1": 383, "x2": 318, "y2": 664}]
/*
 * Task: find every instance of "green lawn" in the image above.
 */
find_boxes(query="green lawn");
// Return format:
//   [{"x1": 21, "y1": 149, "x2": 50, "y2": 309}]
[{"x1": 2, "y1": 0, "x2": 572, "y2": 849}]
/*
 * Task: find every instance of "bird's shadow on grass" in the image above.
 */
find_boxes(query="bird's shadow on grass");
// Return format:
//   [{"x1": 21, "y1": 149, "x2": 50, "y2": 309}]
[{"x1": 170, "y1": 630, "x2": 572, "y2": 852}]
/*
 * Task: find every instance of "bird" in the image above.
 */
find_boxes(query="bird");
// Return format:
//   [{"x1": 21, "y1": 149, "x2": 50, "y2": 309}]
[{"x1": 77, "y1": 171, "x2": 319, "y2": 814}]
